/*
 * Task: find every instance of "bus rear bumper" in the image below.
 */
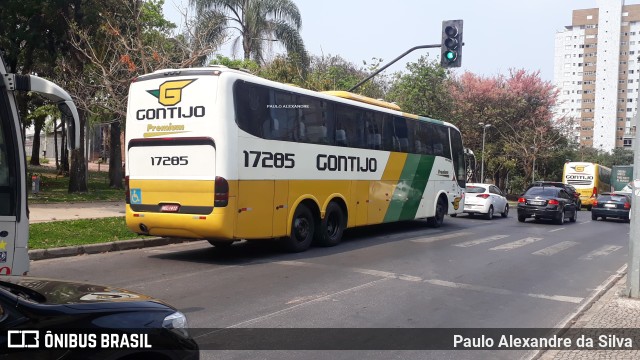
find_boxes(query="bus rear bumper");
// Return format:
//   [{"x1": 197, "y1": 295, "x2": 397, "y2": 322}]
[
  {"x1": 580, "y1": 197, "x2": 596, "y2": 208},
  {"x1": 125, "y1": 201, "x2": 236, "y2": 240}
]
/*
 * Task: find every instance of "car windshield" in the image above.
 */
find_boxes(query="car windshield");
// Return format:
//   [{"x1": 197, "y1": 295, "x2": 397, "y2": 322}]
[
  {"x1": 0, "y1": 281, "x2": 46, "y2": 303},
  {"x1": 466, "y1": 186, "x2": 485, "y2": 194},
  {"x1": 525, "y1": 187, "x2": 558, "y2": 197}
]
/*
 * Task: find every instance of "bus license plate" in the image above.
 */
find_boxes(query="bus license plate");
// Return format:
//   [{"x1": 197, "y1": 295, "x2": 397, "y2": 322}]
[{"x1": 160, "y1": 204, "x2": 180, "y2": 212}]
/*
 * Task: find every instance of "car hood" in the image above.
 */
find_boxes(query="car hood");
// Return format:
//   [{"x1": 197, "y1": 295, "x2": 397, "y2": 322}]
[{"x1": 0, "y1": 276, "x2": 156, "y2": 305}]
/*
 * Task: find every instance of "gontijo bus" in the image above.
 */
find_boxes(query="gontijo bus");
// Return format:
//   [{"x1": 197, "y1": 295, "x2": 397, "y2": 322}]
[
  {"x1": 562, "y1": 161, "x2": 611, "y2": 210},
  {"x1": 124, "y1": 65, "x2": 466, "y2": 252}
]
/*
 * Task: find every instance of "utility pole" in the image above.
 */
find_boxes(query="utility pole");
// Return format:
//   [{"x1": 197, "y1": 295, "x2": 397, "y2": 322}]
[{"x1": 626, "y1": 55, "x2": 640, "y2": 297}]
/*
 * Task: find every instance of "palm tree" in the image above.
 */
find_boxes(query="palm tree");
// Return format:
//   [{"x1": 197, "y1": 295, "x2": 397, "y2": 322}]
[{"x1": 190, "y1": 0, "x2": 308, "y2": 66}]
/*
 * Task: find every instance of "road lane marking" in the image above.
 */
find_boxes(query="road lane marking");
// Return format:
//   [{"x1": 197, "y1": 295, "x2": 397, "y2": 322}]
[
  {"x1": 548, "y1": 227, "x2": 565, "y2": 233},
  {"x1": 532, "y1": 241, "x2": 579, "y2": 256},
  {"x1": 579, "y1": 220, "x2": 592, "y2": 224},
  {"x1": 221, "y1": 279, "x2": 388, "y2": 329},
  {"x1": 276, "y1": 261, "x2": 422, "y2": 282},
  {"x1": 423, "y1": 279, "x2": 583, "y2": 304},
  {"x1": 489, "y1": 237, "x2": 544, "y2": 251},
  {"x1": 276, "y1": 261, "x2": 583, "y2": 304},
  {"x1": 454, "y1": 235, "x2": 510, "y2": 248},
  {"x1": 410, "y1": 231, "x2": 473, "y2": 243},
  {"x1": 580, "y1": 245, "x2": 623, "y2": 260}
]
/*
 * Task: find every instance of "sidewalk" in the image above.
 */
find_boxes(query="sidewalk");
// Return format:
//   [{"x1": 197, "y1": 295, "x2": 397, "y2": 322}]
[
  {"x1": 29, "y1": 201, "x2": 125, "y2": 223},
  {"x1": 27, "y1": 201, "x2": 196, "y2": 260},
  {"x1": 537, "y1": 268, "x2": 640, "y2": 359}
]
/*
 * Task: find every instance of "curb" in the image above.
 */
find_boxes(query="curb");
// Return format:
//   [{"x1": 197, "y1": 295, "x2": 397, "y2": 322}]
[
  {"x1": 528, "y1": 264, "x2": 628, "y2": 360},
  {"x1": 28, "y1": 237, "x2": 198, "y2": 261}
]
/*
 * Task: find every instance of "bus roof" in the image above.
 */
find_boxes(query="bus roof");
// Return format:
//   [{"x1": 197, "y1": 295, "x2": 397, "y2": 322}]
[
  {"x1": 137, "y1": 66, "x2": 458, "y2": 131},
  {"x1": 322, "y1": 91, "x2": 402, "y2": 111}
]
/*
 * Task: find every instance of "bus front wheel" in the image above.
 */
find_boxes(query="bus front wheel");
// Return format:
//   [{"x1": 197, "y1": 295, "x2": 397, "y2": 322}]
[
  {"x1": 281, "y1": 204, "x2": 314, "y2": 252},
  {"x1": 315, "y1": 202, "x2": 345, "y2": 247},
  {"x1": 427, "y1": 197, "x2": 447, "y2": 228}
]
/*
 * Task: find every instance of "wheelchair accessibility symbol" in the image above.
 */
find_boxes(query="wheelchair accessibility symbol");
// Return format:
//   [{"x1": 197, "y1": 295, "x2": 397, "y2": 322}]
[{"x1": 130, "y1": 188, "x2": 142, "y2": 204}]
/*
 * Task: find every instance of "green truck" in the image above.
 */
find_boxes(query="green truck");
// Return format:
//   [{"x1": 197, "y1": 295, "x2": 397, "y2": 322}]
[{"x1": 612, "y1": 165, "x2": 633, "y2": 192}]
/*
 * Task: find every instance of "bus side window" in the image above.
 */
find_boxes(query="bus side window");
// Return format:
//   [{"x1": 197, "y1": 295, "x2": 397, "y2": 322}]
[
  {"x1": 393, "y1": 117, "x2": 413, "y2": 153},
  {"x1": 234, "y1": 81, "x2": 270, "y2": 138},
  {"x1": 369, "y1": 112, "x2": 383, "y2": 150},
  {"x1": 415, "y1": 122, "x2": 433, "y2": 155},
  {"x1": 382, "y1": 114, "x2": 396, "y2": 151},
  {"x1": 300, "y1": 97, "x2": 329, "y2": 144}
]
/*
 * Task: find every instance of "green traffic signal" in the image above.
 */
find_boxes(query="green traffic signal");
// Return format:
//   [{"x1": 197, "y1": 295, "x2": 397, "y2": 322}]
[
  {"x1": 441, "y1": 20, "x2": 463, "y2": 68},
  {"x1": 444, "y1": 50, "x2": 457, "y2": 62}
]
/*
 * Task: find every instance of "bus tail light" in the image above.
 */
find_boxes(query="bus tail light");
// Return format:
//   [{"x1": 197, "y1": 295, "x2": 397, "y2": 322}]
[
  {"x1": 125, "y1": 176, "x2": 130, "y2": 204},
  {"x1": 624, "y1": 202, "x2": 631, "y2": 210},
  {"x1": 476, "y1": 194, "x2": 490, "y2": 199},
  {"x1": 518, "y1": 197, "x2": 526, "y2": 203},
  {"x1": 592, "y1": 187, "x2": 598, "y2": 198},
  {"x1": 548, "y1": 199, "x2": 560, "y2": 205},
  {"x1": 214, "y1": 176, "x2": 229, "y2": 207}
]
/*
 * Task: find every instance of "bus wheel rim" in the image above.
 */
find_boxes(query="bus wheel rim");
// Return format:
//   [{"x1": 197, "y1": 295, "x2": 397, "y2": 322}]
[
  {"x1": 294, "y1": 217, "x2": 310, "y2": 240},
  {"x1": 327, "y1": 212, "x2": 339, "y2": 238}
]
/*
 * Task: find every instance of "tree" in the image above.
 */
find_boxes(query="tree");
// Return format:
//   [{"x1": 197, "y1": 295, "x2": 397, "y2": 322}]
[
  {"x1": 61, "y1": 0, "x2": 223, "y2": 189},
  {"x1": 386, "y1": 55, "x2": 453, "y2": 120},
  {"x1": 0, "y1": 0, "x2": 77, "y2": 169},
  {"x1": 449, "y1": 70, "x2": 566, "y2": 191},
  {"x1": 303, "y1": 55, "x2": 388, "y2": 98},
  {"x1": 191, "y1": 0, "x2": 308, "y2": 67}
]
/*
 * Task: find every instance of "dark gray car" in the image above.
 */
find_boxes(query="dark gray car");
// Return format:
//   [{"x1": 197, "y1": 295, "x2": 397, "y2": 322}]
[{"x1": 517, "y1": 186, "x2": 578, "y2": 224}]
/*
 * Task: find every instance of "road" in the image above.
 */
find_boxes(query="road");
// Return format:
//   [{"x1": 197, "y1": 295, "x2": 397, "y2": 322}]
[{"x1": 29, "y1": 211, "x2": 629, "y2": 359}]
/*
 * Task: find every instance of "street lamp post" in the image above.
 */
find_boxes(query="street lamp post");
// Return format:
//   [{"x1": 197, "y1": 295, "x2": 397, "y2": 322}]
[
  {"x1": 479, "y1": 122, "x2": 492, "y2": 183},
  {"x1": 531, "y1": 146, "x2": 537, "y2": 183},
  {"x1": 532, "y1": 157, "x2": 536, "y2": 183}
]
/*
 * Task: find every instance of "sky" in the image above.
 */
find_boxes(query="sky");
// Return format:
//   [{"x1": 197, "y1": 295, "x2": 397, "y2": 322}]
[{"x1": 162, "y1": 0, "x2": 640, "y2": 82}]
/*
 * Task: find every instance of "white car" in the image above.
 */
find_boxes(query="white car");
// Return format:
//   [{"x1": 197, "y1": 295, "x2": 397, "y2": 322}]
[{"x1": 460, "y1": 183, "x2": 509, "y2": 220}]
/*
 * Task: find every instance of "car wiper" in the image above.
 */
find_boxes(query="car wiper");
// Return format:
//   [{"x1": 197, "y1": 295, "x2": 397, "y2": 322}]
[{"x1": 0, "y1": 281, "x2": 46, "y2": 303}]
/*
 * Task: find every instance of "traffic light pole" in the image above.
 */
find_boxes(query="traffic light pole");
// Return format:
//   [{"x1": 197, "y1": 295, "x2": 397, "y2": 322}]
[
  {"x1": 626, "y1": 55, "x2": 640, "y2": 297},
  {"x1": 347, "y1": 44, "x2": 441, "y2": 92}
]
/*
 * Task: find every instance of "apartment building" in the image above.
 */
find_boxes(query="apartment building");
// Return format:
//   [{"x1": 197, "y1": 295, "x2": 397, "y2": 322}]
[{"x1": 553, "y1": 0, "x2": 640, "y2": 151}]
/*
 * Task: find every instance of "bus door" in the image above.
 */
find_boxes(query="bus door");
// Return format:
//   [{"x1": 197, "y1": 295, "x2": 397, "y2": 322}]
[
  {"x1": 272, "y1": 181, "x2": 289, "y2": 237},
  {"x1": 0, "y1": 112, "x2": 17, "y2": 275},
  {"x1": 354, "y1": 181, "x2": 369, "y2": 226}
]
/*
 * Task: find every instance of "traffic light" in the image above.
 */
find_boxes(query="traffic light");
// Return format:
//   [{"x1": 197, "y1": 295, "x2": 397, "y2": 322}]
[{"x1": 441, "y1": 20, "x2": 463, "y2": 68}]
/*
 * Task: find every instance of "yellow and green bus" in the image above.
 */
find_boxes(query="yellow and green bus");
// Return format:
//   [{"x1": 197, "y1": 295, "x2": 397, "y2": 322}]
[
  {"x1": 563, "y1": 162, "x2": 612, "y2": 210},
  {"x1": 124, "y1": 66, "x2": 466, "y2": 252}
]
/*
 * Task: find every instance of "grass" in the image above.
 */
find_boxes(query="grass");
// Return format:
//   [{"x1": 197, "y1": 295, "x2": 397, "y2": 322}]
[
  {"x1": 29, "y1": 217, "x2": 149, "y2": 250},
  {"x1": 27, "y1": 165, "x2": 124, "y2": 203}
]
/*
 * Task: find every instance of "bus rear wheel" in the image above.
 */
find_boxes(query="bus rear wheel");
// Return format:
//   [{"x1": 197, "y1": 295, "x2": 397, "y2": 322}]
[
  {"x1": 281, "y1": 204, "x2": 314, "y2": 252},
  {"x1": 315, "y1": 202, "x2": 345, "y2": 247}
]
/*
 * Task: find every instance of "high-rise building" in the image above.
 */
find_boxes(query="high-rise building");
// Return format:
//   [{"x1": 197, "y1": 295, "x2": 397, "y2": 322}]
[{"x1": 554, "y1": 0, "x2": 640, "y2": 151}]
